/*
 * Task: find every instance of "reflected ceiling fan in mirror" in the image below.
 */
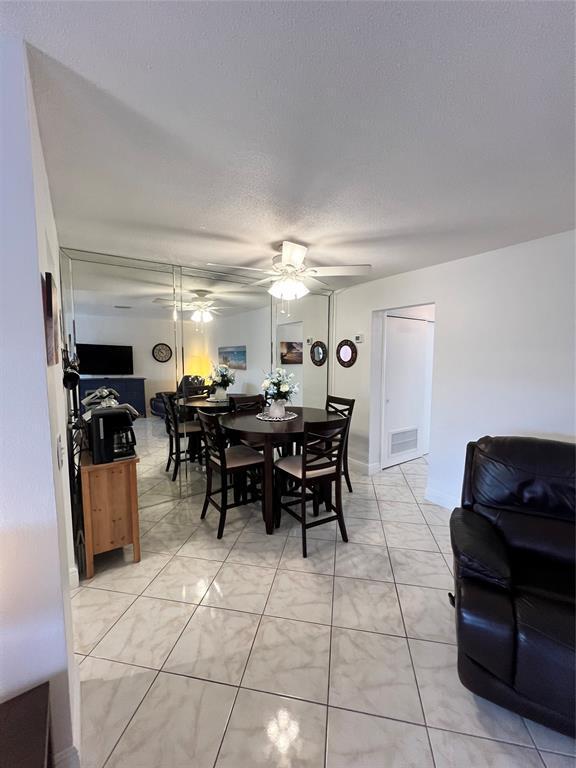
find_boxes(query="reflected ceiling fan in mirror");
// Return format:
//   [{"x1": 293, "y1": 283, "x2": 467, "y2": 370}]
[
  {"x1": 207, "y1": 241, "x2": 372, "y2": 302},
  {"x1": 153, "y1": 290, "x2": 225, "y2": 327}
]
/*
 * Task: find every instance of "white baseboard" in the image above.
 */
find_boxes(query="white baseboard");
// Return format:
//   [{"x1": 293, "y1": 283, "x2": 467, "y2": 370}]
[
  {"x1": 54, "y1": 745, "x2": 81, "y2": 768},
  {"x1": 348, "y1": 457, "x2": 389, "y2": 476},
  {"x1": 69, "y1": 565, "x2": 79, "y2": 590},
  {"x1": 424, "y1": 486, "x2": 459, "y2": 510}
]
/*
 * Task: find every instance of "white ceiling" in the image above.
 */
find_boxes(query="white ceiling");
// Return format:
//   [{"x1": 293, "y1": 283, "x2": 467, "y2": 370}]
[{"x1": 2, "y1": 1, "x2": 574, "y2": 284}]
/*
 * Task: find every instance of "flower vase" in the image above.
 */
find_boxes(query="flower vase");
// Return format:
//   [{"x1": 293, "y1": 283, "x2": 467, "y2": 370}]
[
  {"x1": 269, "y1": 399, "x2": 287, "y2": 419},
  {"x1": 214, "y1": 386, "x2": 228, "y2": 400}
]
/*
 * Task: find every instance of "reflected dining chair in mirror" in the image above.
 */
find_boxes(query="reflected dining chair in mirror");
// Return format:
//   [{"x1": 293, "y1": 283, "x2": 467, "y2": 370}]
[
  {"x1": 336, "y1": 339, "x2": 358, "y2": 367},
  {"x1": 229, "y1": 394, "x2": 265, "y2": 413},
  {"x1": 326, "y1": 395, "x2": 356, "y2": 493},
  {"x1": 197, "y1": 411, "x2": 264, "y2": 538},
  {"x1": 161, "y1": 393, "x2": 203, "y2": 481},
  {"x1": 273, "y1": 418, "x2": 349, "y2": 557},
  {"x1": 310, "y1": 340, "x2": 327, "y2": 366}
]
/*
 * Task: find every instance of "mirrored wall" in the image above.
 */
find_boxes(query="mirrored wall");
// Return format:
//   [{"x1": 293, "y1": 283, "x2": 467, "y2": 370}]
[{"x1": 59, "y1": 247, "x2": 333, "y2": 488}]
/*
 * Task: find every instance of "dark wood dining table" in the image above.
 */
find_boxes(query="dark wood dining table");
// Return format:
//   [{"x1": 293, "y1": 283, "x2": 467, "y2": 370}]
[
  {"x1": 184, "y1": 395, "x2": 232, "y2": 411},
  {"x1": 219, "y1": 406, "x2": 343, "y2": 534}
]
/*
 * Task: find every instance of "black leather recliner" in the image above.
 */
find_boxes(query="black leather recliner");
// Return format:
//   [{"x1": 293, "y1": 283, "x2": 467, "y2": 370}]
[{"x1": 450, "y1": 435, "x2": 575, "y2": 736}]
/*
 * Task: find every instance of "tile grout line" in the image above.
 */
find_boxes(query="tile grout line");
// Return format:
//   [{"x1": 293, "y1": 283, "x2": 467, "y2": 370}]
[
  {"x1": 323, "y1": 533, "x2": 337, "y2": 767},
  {"x1": 210, "y1": 523, "x2": 293, "y2": 767},
  {"x1": 379, "y1": 464, "x2": 438, "y2": 768}
]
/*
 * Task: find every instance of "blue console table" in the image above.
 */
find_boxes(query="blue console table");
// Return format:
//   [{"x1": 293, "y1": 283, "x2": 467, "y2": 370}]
[{"x1": 79, "y1": 377, "x2": 147, "y2": 416}]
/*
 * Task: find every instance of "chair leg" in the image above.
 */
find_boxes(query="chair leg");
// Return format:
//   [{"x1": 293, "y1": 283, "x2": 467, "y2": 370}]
[
  {"x1": 343, "y1": 445, "x2": 353, "y2": 493},
  {"x1": 312, "y1": 487, "x2": 320, "y2": 517},
  {"x1": 166, "y1": 434, "x2": 173, "y2": 471},
  {"x1": 201, "y1": 465, "x2": 212, "y2": 519},
  {"x1": 171, "y1": 449, "x2": 180, "y2": 481},
  {"x1": 273, "y1": 471, "x2": 281, "y2": 528},
  {"x1": 301, "y1": 492, "x2": 308, "y2": 558},
  {"x1": 218, "y1": 473, "x2": 228, "y2": 539},
  {"x1": 335, "y1": 476, "x2": 348, "y2": 542}
]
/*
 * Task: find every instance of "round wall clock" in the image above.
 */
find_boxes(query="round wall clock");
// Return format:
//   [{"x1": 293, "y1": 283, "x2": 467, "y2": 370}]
[{"x1": 152, "y1": 343, "x2": 173, "y2": 363}]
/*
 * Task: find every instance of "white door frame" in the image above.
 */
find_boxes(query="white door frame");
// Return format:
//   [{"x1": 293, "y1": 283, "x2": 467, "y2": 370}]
[{"x1": 370, "y1": 304, "x2": 435, "y2": 472}]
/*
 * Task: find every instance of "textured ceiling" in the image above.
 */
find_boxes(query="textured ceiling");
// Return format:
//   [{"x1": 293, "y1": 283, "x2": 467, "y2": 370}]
[{"x1": 2, "y1": 1, "x2": 574, "y2": 283}]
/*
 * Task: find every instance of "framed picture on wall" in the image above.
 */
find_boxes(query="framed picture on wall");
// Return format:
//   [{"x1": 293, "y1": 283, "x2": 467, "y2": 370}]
[
  {"x1": 41, "y1": 271, "x2": 60, "y2": 366},
  {"x1": 218, "y1": 345, "x2": 247, "y2": 370},
  {"x1": 280, "y1": 341, "x2": 303, "y2": 365}
]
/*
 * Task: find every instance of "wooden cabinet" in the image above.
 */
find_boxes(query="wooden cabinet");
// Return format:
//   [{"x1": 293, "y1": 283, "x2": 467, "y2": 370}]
[{"x1": 80, "y1": 455, "x2": 141, "y2": 578}]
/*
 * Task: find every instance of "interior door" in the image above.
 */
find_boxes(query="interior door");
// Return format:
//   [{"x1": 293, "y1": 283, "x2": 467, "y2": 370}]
[{"x1": 381, "y1": 315, "x2": 433, "y2": 468}]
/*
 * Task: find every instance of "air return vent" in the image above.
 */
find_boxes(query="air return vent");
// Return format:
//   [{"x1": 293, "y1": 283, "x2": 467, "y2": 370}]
[{"x1": 390, "y1": 428, "x2": 418, "y2": 455}]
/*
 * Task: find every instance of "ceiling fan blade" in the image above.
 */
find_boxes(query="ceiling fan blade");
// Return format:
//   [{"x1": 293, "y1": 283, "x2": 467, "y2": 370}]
[
  {"x1": 206, "y1": 262, "x2": 267, "y2": 273},
  {"x1": 280, "y1": 241, "x2": 308, "y2": 268},
  {"x1": 303, "y1": 275, "x2": 331, "y2": 291},
  {"x1": 251, "y1": 276, "x2": 278, "y2": 286},
  {"x1": 306, "y1": 265, "x2": 372, "y2": 277}
]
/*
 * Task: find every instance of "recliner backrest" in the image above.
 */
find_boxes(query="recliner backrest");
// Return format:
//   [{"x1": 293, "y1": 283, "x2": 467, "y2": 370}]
[{"x1": 463, "y1": 436, "x2": 575, "y2": 521}]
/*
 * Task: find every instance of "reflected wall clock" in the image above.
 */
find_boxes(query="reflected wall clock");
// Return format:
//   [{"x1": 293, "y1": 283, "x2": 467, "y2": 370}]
[{"x1": 152, "y1": 343, "x2": 173, "y2": 363}]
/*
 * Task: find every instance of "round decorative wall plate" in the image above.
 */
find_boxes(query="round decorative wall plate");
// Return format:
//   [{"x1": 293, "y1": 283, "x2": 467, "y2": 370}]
[
  {"x1": 336, "y1": 339, "x2": 358, "y2": 368},
  {"x1": 152, "y1": 342, "x2": 173, "y2": 363}
]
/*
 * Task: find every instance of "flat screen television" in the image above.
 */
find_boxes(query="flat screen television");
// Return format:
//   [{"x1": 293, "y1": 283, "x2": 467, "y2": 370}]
[{"x1": 77, "y1": 343, "x2": 134, "y2": 375}]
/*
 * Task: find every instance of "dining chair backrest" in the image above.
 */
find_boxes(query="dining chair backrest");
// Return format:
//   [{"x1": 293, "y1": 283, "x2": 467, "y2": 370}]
[
  {"x1": 229, "y1": 394, "x2": 265, "y2": 414},
  {"x1": 160, "y1": 393, "x2": 178, "y2": 434},
  {"x1": 302, "y1": 418, "x2": 348, "y2": 481},
  {"x1": 178, "y1": 375, "x2": 205, "y2": 396},
  {"x1": 326, "y1": 395, "x2": 355, "y2": 422},
  {"x1": 198, "y1": 411, "x2": 227, "y2": 468}
]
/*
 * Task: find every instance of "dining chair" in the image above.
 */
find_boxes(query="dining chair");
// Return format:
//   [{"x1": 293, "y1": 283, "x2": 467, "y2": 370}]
[
  {"x1": 326, "y1": 395, "x2": 356, "y2": 492},
  {"x1": 198, "y1": 411, "x2": 265, "y2": 538},
  {"x1": 274, "y1": 418, "x2": 349, "y2": 557},
  {"x1": 229, "y1": 394, "x2": 265, "y2": 413},
  {"x1": 161, "y1": 393, "x2": 203, "y2": 481}
]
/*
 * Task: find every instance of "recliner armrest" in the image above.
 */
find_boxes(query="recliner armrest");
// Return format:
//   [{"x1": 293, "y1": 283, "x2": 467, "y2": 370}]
[{"x1": 450, "y1": 508, "x2": 511, "y2": 589}]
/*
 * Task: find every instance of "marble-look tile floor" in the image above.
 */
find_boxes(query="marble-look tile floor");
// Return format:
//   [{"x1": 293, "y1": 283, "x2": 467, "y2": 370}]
[{"x1": 72, "y1": 417, "x2": 576, "y2": 768}]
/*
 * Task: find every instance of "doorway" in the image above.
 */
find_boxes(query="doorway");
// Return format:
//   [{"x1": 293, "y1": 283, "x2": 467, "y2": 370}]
[{"x1": 380, "y1": 304, "x2": 435, "y2": 468}]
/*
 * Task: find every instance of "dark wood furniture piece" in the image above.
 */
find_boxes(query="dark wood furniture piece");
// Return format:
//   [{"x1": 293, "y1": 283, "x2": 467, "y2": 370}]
[
  {"x1": 229, "y1": 394, "x2": 265, "y2": 413},
  {"x1": 80, "y1": 454, "x2": 141, "y2": 579},
  {"x1": 326, "y1": 395, "x2": 355, "y2": 493},
  {"x1": 79, "y1": 377, "x2": 147, "y2": 416},
  {"x1": 274, "y1": 418, "x2": 349, "y2": 557},
  {"x1": 161, "y1": 393, "x2": 203, "y2": 480},
  {"x1": 0, "y1": 682, "x2": 52, "y2": 768},
  {"x1": 198, "y1": 411, "x2": 265, "y2": 538},
  {"x1": 219, "y1": 407, "x2": 343, "y2": 534}
]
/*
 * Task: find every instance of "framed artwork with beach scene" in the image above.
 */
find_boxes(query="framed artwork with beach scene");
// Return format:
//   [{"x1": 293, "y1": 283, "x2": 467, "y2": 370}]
[{"x1": 218, "y1": 345, "x2": 247, "y2": 370}]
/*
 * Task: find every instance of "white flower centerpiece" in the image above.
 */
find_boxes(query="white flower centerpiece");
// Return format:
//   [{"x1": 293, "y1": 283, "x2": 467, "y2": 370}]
[
  {"x1": 262, "y1": 367, "x2": 299, "y2": 418},
  {"x1": 209, "y1": 363, "x2": 235, "y2": 400}
]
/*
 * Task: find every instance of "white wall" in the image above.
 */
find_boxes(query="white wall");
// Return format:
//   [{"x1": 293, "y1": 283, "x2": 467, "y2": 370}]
[
  {"x1": 273, "y1": 294, "x2": 330, "y2": 408},
  {"x1": 0, "y1": 35, "x2": 78, "y2": 765},
  {"x1": 75, "y1": 314, "x2": 185, "y2": 405},
  {"x1": 332, "y1": 230, "x2": 576, "y2": 508},
  {"x1": 207, "y1": 305, "x2": 272, "y2": 394}
]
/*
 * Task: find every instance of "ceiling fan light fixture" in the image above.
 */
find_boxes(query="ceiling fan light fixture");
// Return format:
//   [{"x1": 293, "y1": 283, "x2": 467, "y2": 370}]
[
  {"x1": 201, "y1": 310, "x2": 214, "y2": 322},
  {"x1": 268, "y1": 276, "x2": 309, "y2": 301},
  {"x1": 191, "y1": 309, "x2": 202, "y2": 322}
]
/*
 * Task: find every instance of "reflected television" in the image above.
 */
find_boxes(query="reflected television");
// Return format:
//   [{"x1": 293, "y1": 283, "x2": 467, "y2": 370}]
[{"x1": 77, "y1": 343, "x2": 134, "y2": 375}]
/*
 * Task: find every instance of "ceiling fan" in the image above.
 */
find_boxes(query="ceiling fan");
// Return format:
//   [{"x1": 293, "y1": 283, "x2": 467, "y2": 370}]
[
  {"x1": 153, "y1": 290, "x2": 225, "y2": 322},
  {"x1": 207, "y1": 241, "x2": 371, "y2": 300}
]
